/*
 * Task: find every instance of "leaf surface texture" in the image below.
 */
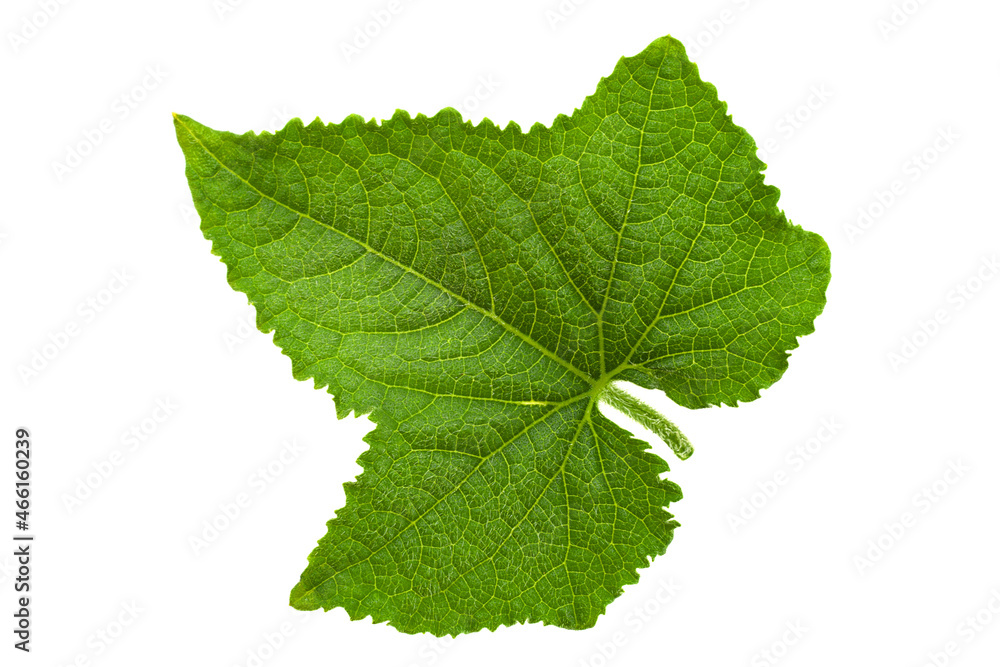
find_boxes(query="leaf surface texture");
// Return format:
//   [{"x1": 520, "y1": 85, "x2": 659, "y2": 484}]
[{"x1": 175, "y1": 35, "x2": 830, "y2": 635}]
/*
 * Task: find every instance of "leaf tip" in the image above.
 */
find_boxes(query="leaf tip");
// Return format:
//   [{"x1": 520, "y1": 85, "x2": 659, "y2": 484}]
[{"x1": 289, "y1": 582, "x2": 321, "y2": 612}]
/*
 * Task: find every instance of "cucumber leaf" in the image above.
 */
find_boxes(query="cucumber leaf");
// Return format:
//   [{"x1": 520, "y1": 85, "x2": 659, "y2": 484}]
[{"x1": 174, "y1": 35, "x2": 830, "y2": 635}]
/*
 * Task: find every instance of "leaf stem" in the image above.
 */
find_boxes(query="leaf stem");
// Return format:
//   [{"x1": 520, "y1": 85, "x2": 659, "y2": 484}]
[{"x1": 598, "y1": 383, "x2": 694, "y2": 460}]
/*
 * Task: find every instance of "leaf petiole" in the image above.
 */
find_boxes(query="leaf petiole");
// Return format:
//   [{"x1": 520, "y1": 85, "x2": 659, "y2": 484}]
[{"x1": 598, "y1": 383, "x2": 694, "y2": 460}]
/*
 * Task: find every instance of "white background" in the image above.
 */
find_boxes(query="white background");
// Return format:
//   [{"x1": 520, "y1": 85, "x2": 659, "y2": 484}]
[{"x1": 3, "y1": 0, "x2": 999, "y2": 665}]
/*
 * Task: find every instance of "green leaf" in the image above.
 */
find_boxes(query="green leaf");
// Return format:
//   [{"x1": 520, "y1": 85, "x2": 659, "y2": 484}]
[{"x1": 174, "y1": 35, "x2": 830, "y2": 635}]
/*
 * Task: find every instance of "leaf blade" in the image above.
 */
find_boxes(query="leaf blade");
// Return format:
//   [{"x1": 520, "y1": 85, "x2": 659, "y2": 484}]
[{"x1": 174, "y1": 34, "x2": 829, "y2": 635}]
